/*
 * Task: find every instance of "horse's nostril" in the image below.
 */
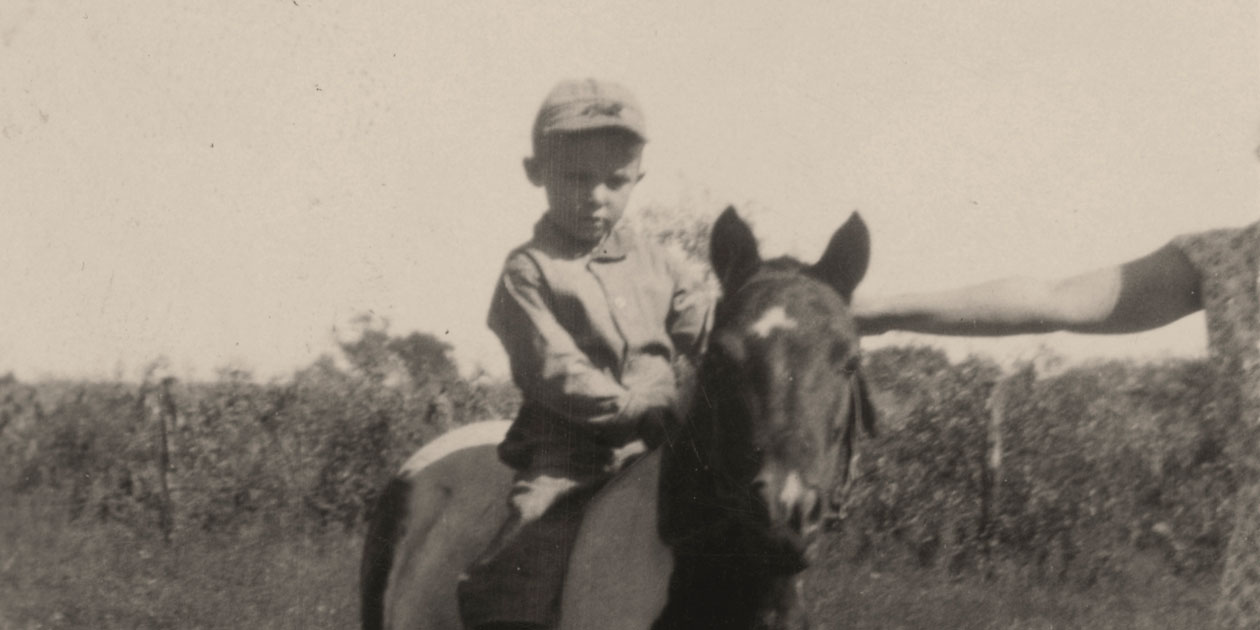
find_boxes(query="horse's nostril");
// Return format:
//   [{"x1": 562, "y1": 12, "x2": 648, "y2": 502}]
[
  {"x1": 788, "y1": 502, "x2": 804, "y2": 535},
  {"x1": 751, "y1": 477, "x2": 772, "y2": 503},
  {"x1": 807, "y1": 494, "x2": 822, "y2": 525},
  {"x1": 792, "y1": 491, "x2": 824, "y2": 537}
]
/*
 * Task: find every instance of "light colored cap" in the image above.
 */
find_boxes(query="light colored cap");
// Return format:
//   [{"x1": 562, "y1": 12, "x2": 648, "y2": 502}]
[{"x1": 532, "y1": 78, "x2": 647, "y2": 145}]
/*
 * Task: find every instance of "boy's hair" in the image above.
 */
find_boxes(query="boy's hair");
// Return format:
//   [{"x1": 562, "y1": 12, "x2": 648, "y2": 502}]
[{"x1": 532, "y1": 79, "x2": 647, "y2": 157}]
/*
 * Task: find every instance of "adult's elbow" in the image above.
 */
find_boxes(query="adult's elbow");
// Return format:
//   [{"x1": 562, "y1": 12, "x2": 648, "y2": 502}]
[{"x1": 1043, "y1": 267, "x2": 1128, "y2": 333}]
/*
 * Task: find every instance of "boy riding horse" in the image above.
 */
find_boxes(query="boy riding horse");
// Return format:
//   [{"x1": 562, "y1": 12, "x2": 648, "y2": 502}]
[{"x1": 457, "y1": 79, "x2": 712, "y2": 630}]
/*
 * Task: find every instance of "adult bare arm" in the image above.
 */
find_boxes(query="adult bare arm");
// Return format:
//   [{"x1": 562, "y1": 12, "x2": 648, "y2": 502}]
[{"x1": 853, "y1": 242, "x2": 1202, "y2": 337}]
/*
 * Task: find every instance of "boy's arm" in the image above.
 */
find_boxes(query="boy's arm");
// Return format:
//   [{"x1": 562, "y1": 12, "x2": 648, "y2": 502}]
[
  {"x1": 490, "y1": 253, "x2": 666, "y2": 441},
  {"x1": 853, "y1": 242, "x2": 1202, "y2": 337}
]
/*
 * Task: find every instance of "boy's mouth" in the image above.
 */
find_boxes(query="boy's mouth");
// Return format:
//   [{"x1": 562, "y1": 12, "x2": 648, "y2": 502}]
[
  {"x1": 572, "y1": 212, "x2": 605, "y2": 229},
  {"x1": 576, "y1": 221, "x2": 606, "y2": 238}
]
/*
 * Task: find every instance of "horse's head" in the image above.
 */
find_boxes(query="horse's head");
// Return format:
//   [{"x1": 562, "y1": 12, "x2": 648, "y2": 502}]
[
  {"x1": 701, "y1": 206, "x2": 877, "y2": 558},
  {"x1": 655, "y1": 207, "x2": 879, "y2": 630}
]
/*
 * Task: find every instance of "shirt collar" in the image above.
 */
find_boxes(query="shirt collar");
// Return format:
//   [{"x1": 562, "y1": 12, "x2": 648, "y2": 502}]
[{"x1": 535, "y1": 214, "x2": 629, "y2": 261}]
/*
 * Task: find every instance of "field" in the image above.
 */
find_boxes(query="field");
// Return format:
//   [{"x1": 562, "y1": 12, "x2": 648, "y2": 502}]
[
  {"x1": 0, "y1": 493, "x2": 358, "y2": 630},
  {"x1": 1, "y1": 490, "x2": 1214, "y2": 630}
]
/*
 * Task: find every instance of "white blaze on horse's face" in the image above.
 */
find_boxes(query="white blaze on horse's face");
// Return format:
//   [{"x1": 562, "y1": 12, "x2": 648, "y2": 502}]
[{"x1": 749, "y1": 306, "x2": 798, "y2": 338}]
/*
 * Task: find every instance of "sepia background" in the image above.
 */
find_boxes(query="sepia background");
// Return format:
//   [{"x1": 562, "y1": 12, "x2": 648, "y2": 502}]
[{"x1": 3, "y1": 0, "x2": 1256, "y2": 382}]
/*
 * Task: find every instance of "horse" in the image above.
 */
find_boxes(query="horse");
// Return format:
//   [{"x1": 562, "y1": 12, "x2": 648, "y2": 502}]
[{"x1": 361, "y1": 207, "x2": 876, "y2": 630}]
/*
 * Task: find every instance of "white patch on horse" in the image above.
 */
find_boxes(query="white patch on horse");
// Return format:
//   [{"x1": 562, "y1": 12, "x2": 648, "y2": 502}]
[
  {"x1": 779, "y1": 471, "x2": 805, "y2": 508},
  {"x1": 399, "y1": 419, "x2": 511, "y2": 475},
  {"x1": 750, "y1": 305, "x2": 797, "y2": 338}
]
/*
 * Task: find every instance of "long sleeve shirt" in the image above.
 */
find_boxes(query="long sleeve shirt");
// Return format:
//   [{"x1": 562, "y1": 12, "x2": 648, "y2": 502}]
[{"x1": 488, "y1": 214, "x2": 713, "y2": 467}]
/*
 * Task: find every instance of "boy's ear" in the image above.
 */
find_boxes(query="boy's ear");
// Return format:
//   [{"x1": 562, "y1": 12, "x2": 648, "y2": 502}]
[{"x1": 523, "y1": 156, "x2": 543, "y2": 187}]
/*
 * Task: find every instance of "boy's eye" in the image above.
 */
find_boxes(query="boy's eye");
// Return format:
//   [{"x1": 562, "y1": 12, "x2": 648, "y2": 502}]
[{"x1": 605, "y1": 176, "x2": 630, "y2": 190}]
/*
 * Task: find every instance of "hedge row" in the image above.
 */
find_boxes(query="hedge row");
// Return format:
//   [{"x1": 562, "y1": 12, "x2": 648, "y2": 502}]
[
  {"x1": 0, "y1": 343, "x2": 1236, "y2": 582},
  {"x1": 841, "y1": 346, "x2": 1232, "y2": 582}
]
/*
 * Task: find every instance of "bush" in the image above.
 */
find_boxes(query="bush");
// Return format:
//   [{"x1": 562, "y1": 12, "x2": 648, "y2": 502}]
[
  {"x1": 1, "y1": 326, "x2": 519, "y2": 537},
  {"x1": 838, "y1": 347, "x2": 1232, "y2": 582}
]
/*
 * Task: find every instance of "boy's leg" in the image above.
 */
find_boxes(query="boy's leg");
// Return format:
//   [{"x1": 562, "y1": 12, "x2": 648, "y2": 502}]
[{"x1": 457, "y1": 460, "x2": 611, "y2": 630}]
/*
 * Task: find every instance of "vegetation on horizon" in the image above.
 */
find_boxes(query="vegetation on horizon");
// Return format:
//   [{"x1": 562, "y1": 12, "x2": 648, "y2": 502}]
[{"x1": 0, "y1": 332, "x2": 1236, "y2": 586}]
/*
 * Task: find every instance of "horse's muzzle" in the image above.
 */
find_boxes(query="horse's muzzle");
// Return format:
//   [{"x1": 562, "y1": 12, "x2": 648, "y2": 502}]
[
  {"x1": 754, "y1": 471, "x2": 825, "y2": 543},
  {"x1": 747, "y1": 479, "x2": 822, "y2": 573}
]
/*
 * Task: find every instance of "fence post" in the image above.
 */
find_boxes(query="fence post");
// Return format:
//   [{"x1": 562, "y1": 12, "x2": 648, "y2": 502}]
[
  {"x1": 980, "y1": 373, "x2": 1010, "y2": 576},
  {"x1": 145, "y1": 377, "x2": 177, "y2": 544}
]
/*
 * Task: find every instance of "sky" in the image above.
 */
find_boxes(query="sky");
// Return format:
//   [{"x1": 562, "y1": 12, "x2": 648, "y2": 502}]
[{"x1": 2, "y1": 1, "x2": 1257, "y2": 382}]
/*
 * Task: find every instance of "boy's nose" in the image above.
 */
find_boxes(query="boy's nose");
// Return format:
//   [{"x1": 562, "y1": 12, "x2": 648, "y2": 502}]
[{"x1": 588, "y1": 184, "x2": 611, "y2": 206}]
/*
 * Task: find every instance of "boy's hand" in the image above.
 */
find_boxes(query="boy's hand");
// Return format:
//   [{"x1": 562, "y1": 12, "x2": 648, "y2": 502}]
[{"x1": 592, "y1": 357, "x2": 678, "y2": 446}]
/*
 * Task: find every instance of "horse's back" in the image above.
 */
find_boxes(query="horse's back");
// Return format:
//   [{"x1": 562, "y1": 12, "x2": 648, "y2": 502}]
[
  {"x1": 365, "y1": 421, "x2": 672, "y2": 630},
  {"x1": 560, "y1": 448, "x2": 673, "y2": 630},
  {"x1": 365, "y1": 421, "x2": 513, "y2": 630}
]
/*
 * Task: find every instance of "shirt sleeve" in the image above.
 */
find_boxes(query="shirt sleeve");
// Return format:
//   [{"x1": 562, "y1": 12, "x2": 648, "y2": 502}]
[
  {"x1": 663, "y1": 245, "x2": 715, "y2": 361},
  {"x1": 1169, "y1": 221, "x2": 1260, "y2": 366},
  {"x1": 488, "y1": 251, "x2": 631, "y2": 426},
  {"x1": 1169, "y1": 225, "x2": 1248, "y2": 281}
]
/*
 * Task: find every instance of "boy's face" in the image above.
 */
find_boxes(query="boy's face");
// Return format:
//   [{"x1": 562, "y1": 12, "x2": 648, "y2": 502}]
[{"x1": 526, "y1": 131, "x2": 645, "y2": 245}]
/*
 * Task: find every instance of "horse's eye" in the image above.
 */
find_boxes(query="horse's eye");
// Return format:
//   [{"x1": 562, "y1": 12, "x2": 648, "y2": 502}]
[
  {"x1": 831, "y1": 341, "x2": 860, "y2": 373},
  {"x1": 829, "y1": 341, "x2": 848, "y2": 365},
  {"x1": 832, "y1": 346, "x2": 860, "y2": 376}
]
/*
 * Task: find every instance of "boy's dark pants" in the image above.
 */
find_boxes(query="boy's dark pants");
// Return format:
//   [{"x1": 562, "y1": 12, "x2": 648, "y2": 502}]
[{"x1": 457, "y1": 442, "x2": 617, "y2": 630}]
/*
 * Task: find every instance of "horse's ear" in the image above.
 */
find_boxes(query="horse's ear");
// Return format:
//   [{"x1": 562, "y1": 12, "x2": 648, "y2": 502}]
[
  {"x1": 810, "y1": 211, "x2": 870, "y2": 302},
  {"x1": 710, "y1": 206, "x2": 761, "y2": 294}
]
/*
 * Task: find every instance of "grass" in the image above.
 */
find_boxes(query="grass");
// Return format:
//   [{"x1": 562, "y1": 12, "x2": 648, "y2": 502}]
[
  {"x1": 0, "y1": 492, "x2": 360, "y2": 630},
  {"x1": 805, "y1": 536, "x2": 1216, "y2": 630},
  {"x1": 1, "y1": 491, "x2": 1215, "y2": 630}
]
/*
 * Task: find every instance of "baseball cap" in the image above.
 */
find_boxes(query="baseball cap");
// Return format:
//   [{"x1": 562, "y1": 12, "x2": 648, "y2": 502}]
[{"x1": 532, "y1": 79, "x2": 647, "y2": 146}]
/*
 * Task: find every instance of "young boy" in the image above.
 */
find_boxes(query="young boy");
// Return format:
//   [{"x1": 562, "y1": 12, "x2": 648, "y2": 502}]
[{"x1": 456, "y1": 79, "x2": 712, "y2": 630}]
